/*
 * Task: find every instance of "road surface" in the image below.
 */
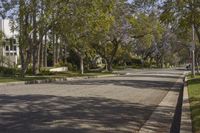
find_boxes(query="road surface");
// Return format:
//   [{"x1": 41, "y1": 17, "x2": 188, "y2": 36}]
[{"x1": 0, "y1": 69, "x2": 184, "y2": 133}]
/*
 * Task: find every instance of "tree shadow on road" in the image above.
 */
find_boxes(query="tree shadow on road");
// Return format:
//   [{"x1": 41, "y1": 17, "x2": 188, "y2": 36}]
[
  {"x1": 0, "y1": 95, "x2": 179, "y2": 133},
  {"x1": 122, "y1": 74, "x2": 181, "y2": 79},
  {"x1": 53, "y1": 77, "x2": 182, "y2": 91}
]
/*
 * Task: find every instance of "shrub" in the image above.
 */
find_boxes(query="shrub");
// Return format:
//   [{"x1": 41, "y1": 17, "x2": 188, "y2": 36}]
[
  {"x1": 25, "y1": 68, "x2": 33, "y2": 75},
  {"x1": 67, "y1": 63, "x2": 73, "y2": 71},
  {"x1": 0, "y1": 66, "x2": 17, "y2": 76},
  {"x1": 55, "y1": 61, "x2": 67, "y2": 67},
  {"x1": 39, "y1": 69, "x2": 53, "y2": 75}
]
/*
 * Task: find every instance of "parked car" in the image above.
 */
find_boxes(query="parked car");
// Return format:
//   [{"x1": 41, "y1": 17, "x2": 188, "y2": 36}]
[{"x1": 186, "y1": 64, "x2": 191, "y2": 70}]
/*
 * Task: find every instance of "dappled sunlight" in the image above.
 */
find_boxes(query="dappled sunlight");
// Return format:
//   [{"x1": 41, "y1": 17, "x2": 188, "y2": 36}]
[{"x1": 0, "y1": 95, "x2": 178, "y2": 133}]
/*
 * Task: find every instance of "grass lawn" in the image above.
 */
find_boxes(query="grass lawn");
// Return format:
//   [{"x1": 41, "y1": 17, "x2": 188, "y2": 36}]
[
  {"x1": 0, "y1": 77, "x2": 21, "y2": 83},
  {"x1": 188, "y1": 75, "x2": 200, "y2": 133},
  {"x1": 0, "y1": 76, "x2": 49, "y2": 83}
]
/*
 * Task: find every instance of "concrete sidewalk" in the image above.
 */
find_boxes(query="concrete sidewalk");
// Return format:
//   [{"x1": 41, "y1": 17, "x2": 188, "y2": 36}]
[{"x1": 180, "y1": 77, "x2": 192, "y2": 133}]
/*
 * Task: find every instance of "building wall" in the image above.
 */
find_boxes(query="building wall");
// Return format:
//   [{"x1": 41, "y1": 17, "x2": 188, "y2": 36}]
[
  {"x1": 0, "y1": 19, "x2": 19, "y2": 67},
  {"x1": 0, "y1": 19, "x2": 15, "y2": 38}
]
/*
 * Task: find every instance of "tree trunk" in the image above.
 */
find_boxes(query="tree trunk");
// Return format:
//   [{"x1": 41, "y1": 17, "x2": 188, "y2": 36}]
[
  {"x1": 53, "y1": 33, "x2": 56, "y2": 66},
  {"x1": 19, "y1": 49, "x2": 26, "y2": 77},
  {"x1": 64, "y1": 42, "x2": 68, "y2": 64},
  {"x1": 59, "y1": 39, "x2": 63, "y2": 64},
  {"x1": 19, "y1": 0, "x2": 30, "y2": 76},
  {"x1": 39, "y1": 40, "x2": 43, "y2": 69},
  {"x1": 194, "y1": 26, "x2": 200, "y2": 73},
  {"x1": 161, "y1": 56, "x2": 164, "y2": 68},
  {"x1": 55, "y1": 35, "x2": 59, "y2": 64},
  {"x1": 80, "y1": 56, "x2": 84, "y2": 74},
  {"x1": 105, "y1": 58, "x2": 113, "y2": 72},
  {"x1": 32, "y1": 47, "x2": 39, "y2": 74},
  {"x1": 156, "y1": 55, "x2": 160, "y2": 68},
  {"x1": 106, "y1": 38, "x2": 120, "y2": 72},
  {"x1": 43, "y1": 34, "x2": 47, "y2": 67},
  {"x1": 32, "y1": 0, "x2": 39, "y2": 75},
  {"x1": 150, "y1": 57, "x2": 153, "y2": 68},
  {"x1": 141, "y1": 58, "x2": 144, "y2": 68},
  {"x1": 196, "y1": 55, "x2": 199, "y2": 73},
  {"x1": 107, "y1": 61, "x2": 112, "y2": 72},
  {"x1": 104, "y1": 59, "x2": 108, "y2": 71}
]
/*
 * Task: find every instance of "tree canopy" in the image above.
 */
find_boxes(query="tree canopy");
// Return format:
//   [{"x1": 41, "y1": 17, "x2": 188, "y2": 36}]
[{"x1": 0, "y1": 0, "x2": 198, "y2": 75}]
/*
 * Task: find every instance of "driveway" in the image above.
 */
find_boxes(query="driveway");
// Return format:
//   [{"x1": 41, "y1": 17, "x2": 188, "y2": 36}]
[{"x1": 0, "y1": 69, "x2": 184, "y2": 133}]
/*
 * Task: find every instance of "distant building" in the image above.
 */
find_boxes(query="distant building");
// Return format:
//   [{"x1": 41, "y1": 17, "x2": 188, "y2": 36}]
[{"x1": 0, "y1": 19, "x2": 19, "y2": 67}]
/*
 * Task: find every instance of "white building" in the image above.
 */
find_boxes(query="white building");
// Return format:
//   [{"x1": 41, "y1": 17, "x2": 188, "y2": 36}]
[{"x1": 0, "y1": 19, "x2": 19, "y2": 67}]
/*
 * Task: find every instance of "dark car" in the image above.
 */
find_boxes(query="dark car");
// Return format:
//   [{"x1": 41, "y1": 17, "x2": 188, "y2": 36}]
[{"x1": 186, "y1": 64, "x2": 191, "y2": 70}]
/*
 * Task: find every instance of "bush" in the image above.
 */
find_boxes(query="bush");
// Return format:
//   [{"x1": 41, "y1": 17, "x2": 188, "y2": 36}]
[
  {"x1": 132, "y1": 64, "x2": 142, "y2": 69},
  {"x1": 127, "y1": 58, "x2": 142, "y2": 66},
  {"x1": 25, "y1": 68, "x2": 33, "y2": 75},
  {"x1": 54, "y1": 61, "x2": 67, "y2": 67},
  {"x1": 39, "y1": 68, "x2": 53, "y2": 75},
  {"x1": 67, "y1": 63, "x2": 73, "y2": 71},
  {"x1": 0, "y1": 66, "x2": 17, "y2": 76},
  {"x1": 144, "y1": 61, "x2": 151, "y2": 68}
]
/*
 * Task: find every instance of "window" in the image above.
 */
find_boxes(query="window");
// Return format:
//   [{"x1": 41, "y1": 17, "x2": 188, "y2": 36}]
[
  {"x1": 14, "y1": 46, "x2": 17, "y2": 51},
  {"x1": 10, "y1": 46, "x2": 13, "y2": 51},
  {"x1": 14, "y1": 53, "x2": 17, "y2": 56},
  {"x1": 5, "y1": 46, "x2": 9, "y2": 51},
  {"x1": 13, "y1": 39, "x2": 16, "y2": 44}
]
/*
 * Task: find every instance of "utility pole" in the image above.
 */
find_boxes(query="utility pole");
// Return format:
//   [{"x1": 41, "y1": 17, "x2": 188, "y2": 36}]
[
  {"x1": 191, "y1": 24, "x2": 195, "y2": 77},
  {"x1": 191, "y1": 0, "x2": 195, "y2": 77}
]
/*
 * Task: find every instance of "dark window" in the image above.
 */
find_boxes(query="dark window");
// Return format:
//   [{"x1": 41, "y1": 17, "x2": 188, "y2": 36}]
[
  {"x1": 14, "y1": 53, "x2": 17, "y2": 56},
  {"x1": 14, "y1": 46, "x2": 17, "y2": 51},
  {"x1": 13, "y1": 39, "x2": 16, "y2": 44},
  {"x1": 5, "y1": 46, "x2": 9, "y2": 51},
  {"x1": 10, "y1": 46, "x2": 13, "y2": 51}
]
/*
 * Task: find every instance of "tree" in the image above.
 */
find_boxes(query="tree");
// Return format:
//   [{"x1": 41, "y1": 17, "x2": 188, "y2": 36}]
[
  {"x1": 0, "y1": 31, "x2": 5, "y2": 66},
  {"x1": 57, "y1": 0, "x2": 115, "y2": 74},
  {"x1": 160, "y1": 0, "x2": 200, "y2": 69},
  {"x1": 90, "y1": 0, "x2": 132, "y2": 71}
]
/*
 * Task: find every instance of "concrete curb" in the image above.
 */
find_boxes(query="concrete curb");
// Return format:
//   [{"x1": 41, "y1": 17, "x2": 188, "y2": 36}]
[
  {"x1": 139, "y1": 75, "x2": 184, "y2": 133},
  {"x1": 26, "y1": 74, "x2": 120, "y2": 84},
  {"x1": 0, "y1": 74, "x2": 119, "y2": 86},
  {"x1": 180, "y1": 77, "x2": 193, "y2": 133}
]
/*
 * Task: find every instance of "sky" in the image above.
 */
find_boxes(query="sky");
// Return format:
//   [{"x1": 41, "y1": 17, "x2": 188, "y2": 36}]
[{"x1": 128, "y1": 0, "x2": 133, "y2": 3}]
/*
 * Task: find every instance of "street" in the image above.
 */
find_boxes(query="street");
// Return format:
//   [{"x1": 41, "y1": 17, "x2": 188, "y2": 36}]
[{"x1": 0, "y1": 69, "x2": 184, "y2": 133}]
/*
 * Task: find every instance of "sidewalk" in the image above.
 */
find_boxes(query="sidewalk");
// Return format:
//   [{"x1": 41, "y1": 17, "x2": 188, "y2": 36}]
[
  {"x1": 139, "y1": 75, "x2": 184, "y2": 133},
  {"x1": 180, "y1": 77, "x2": 192, "y2": 133}
]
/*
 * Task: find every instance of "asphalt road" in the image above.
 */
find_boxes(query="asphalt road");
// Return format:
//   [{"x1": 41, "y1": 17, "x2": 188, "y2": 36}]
[{"x1": 0, "y1": 69, "x2": 185, "y2": 133}]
